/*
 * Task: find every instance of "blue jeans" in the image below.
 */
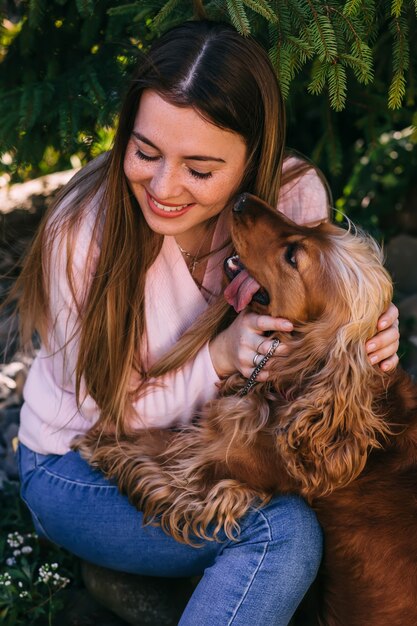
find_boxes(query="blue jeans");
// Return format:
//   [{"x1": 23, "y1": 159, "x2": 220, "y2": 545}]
[{"x1": 17, "y1": 442, "x2": 322, "y2": 625}]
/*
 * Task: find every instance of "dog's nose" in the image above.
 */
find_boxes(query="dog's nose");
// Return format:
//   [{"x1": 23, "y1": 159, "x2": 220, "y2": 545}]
[{"x1": 233, "y1": 193, "x2": 249, "y2": 213}]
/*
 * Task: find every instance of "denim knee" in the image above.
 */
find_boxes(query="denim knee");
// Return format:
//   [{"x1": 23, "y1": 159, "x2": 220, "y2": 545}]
[{"x1": 240, "y1": 494, "x2": 323, "y2": 582}]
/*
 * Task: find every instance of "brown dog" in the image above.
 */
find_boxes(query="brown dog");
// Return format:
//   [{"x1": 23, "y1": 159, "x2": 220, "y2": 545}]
[{"x1": 77, "y1": 193, "x2": 417, "y2": 625}]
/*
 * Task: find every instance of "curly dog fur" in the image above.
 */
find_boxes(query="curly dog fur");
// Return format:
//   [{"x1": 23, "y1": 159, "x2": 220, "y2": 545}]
[{"x1": 75, "y1": 193, "x2": 417, "y2": 625}]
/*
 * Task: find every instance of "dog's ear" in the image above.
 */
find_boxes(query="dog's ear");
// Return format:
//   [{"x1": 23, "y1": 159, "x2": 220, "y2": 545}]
[{"x1": 274, "y1": 322, "x2": 391, "y2": 499}]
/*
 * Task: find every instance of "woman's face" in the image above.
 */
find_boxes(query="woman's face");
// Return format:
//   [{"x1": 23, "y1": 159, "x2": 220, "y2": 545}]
[{"x1": 124, "y1": 90, "x2": 247, "y2": 248}]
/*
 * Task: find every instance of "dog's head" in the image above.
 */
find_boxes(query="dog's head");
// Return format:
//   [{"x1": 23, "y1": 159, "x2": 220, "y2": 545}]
[
  {"x1": 226, "y1": 192, "x2": 393, "y2": 332},
  {"x1": 226, "y1": 193, "x2": 395, "y2": 498}
]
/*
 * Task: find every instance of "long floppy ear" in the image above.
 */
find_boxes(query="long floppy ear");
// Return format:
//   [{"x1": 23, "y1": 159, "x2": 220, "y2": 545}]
[
  {"x1": 272, "y1": 226, "x2": 394, "y2": 499},
  {"x1": 274, "y1": 319, "x2": 391, "y2": 499}
]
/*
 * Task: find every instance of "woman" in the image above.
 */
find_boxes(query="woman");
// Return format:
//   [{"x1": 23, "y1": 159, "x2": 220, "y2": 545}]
[{"x1": 16, "y1": 21, "x2": 399, "y2": 625}]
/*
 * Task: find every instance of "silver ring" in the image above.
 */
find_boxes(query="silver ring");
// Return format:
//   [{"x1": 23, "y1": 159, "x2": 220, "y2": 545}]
[
  {"x1": 257, "y1": 339, "x2": 266, "y2": 352},
  {"x1": 252, "y1": 352, "x2": 263, "y2": 367}
]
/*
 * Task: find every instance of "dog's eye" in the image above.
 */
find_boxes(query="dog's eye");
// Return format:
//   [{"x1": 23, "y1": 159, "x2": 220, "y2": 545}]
[{"x1": 285, "y1": 243, "x2": 298, "y2": 268}]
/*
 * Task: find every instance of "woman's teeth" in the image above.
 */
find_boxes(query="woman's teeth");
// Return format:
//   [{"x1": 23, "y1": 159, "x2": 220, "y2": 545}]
[{"x1": 152, "y1": 197, "x2": 190, "y2": 212}]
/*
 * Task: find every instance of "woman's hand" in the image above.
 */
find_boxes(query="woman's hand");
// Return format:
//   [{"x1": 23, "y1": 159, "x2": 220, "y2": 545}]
[
  {"x1": 366, "y1": 302, "x2": 400, "y2": 372},
  {"x1": 209, "y1": 311, "x2": 291, "y2": 381}
]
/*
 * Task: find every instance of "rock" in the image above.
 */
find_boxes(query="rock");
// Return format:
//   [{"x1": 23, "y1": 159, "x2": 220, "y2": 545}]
[
  {"x1": 53, "y1": 587, "x2": 129, "y2": 626},
  {"x1": 385, "y1": 235, "x2": 417, "y2": 295},
  {"x1": 0, "y1": 469, "x2": 8, "y2": 490},
  {"x1": 0, "y1": 408, "x2": 21, "y2": 482},
  {"x1": 81, "y1": 561, "x2": 195, "y2": 626},
  {"x1": 0, "y1": 357, "x2": 31, "y2": 409}
]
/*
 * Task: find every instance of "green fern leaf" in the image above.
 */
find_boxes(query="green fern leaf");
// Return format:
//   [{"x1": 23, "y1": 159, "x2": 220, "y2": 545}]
[{"x1": 241, "y1": 0, "x2": 277, "y2": 23}]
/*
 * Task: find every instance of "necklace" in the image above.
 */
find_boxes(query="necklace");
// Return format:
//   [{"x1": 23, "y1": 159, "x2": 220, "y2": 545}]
[{"x1": 177, "y1": 226, "x2": 214, "y2": 276}]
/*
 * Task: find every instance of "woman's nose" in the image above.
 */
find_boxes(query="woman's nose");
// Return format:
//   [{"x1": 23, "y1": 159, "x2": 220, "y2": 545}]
[{"x1": 149, "y1": 161, "x2": 183, "y2": 199}]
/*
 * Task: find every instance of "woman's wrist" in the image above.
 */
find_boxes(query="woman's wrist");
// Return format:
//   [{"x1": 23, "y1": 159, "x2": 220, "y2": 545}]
[{"x1": 209, "y1": 333, "x2": 235, "y2": 378}]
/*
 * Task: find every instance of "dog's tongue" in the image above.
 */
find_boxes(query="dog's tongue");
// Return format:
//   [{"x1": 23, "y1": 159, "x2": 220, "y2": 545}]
[{"x1": 224, "y1": 270, "x2": 262, "y2": 313}]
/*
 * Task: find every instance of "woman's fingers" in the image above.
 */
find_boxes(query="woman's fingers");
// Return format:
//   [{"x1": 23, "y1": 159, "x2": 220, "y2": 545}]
[
  {"x1": 376, "y1": 302, "x2": 399, "y2": 331},
  {"x1": 253, "y1": 314, "x2": 293, "y2": 333},
  {"x1": 378, "y1": 353, "x2": 400, "y2": 372},
  {"x1": 368, "y1": 339, "x2": 400, "y2": 369},
  {"x1": 255, "y1": 337, "x2": 290, "y2": 357},
  {"x1": 366, "y1": 325, "x2": 400, "y2": 366}
]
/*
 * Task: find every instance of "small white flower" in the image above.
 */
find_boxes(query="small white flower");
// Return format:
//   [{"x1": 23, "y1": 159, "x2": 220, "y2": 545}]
[
  {"x1": 13, "y1": 549, "x2": 21, "y2": 557},
  {"x1": 5, "y1": 558, "x2": 16, "y2": 566},
  {"x1": 7, "y1": 532, "x2": 24, "y2": 548},
  {"x1": 21, "y1": 546, "x2": 33, "y2": 555}
]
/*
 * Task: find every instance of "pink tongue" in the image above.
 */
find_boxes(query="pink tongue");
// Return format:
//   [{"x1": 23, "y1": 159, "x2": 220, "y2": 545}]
[{"x1": 224, "y1": 270, "x2": 261, "y2": 313}]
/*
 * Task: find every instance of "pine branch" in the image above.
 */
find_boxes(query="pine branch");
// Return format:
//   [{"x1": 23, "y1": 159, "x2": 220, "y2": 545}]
[
  {"x1": 343, "y1": 0, "x2": 367, "y2": 17},
  {"x1": 308, "y1": 58, "x2": 327, "y2": 95},
  {"x1": 327, "y1": 62, "x2": 347, "y2": 111},
  {"x1": 241, "y1": 0, "x2": 277, "y2": 23},
  {"x1": 226, "y1": 0, "x2": 251, "y2": 35},
  {"x1": 107, "y1": 3, "x2": 147, "y2": 17},
  {"x1": 388, "y1": 15, "x2": 409, "y2": 108},
  {"x1": 391, "y1": 0, "x2": 404, "y2": 18},
  {"x1": 153, "y1": 0, "x2": 184, "y2": 28},
  {"x1": 286, "y1": 34, "x2": 314, "y2": 63},
  {"x1": 339, "y1": 51, "x2": 373, "y2": 84},
  {"x1": 28, "y1": 0, "x2": 46, "y2": 29},
  {"x1": 75, "y1": 0, "x2": 95, "y2": 18},
  {"x1": 307, "y1": 7, "x2": 338, "y2": 62},
  {"x1": 389, "y1": 70, "x2": 407, "y2": 108}
]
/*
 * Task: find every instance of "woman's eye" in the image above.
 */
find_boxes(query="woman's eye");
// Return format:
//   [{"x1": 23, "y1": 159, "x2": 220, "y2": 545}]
[
  {"x1": 189, "y1": 169, "x2": 213, "y2": 180},
  {"x1": 135, "y1": 149, "x2": 159, "y2": 162},
  {"x1": 284, "y1": 243, "x2": 298, "y2": 267}
]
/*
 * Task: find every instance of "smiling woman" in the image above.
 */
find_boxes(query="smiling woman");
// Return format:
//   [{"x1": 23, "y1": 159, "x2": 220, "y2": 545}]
[{"x1": 13, "y1": 19, "x2": 399, "y2": 626}]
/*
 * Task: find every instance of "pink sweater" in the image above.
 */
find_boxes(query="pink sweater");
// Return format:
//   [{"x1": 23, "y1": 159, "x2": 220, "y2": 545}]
[{"x1": 19, "y1": 160, "x2": 328, "y2": 455}]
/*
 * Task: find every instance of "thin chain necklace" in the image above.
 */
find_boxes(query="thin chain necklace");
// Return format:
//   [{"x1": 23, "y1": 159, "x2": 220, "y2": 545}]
[{"x1": 177, "y1": 226, "x2": 214, "y2": 276}]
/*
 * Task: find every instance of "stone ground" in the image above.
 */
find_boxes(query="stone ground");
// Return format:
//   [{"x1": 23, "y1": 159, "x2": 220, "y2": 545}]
[{"x1": 1, "y1": 171, "x2": 417, "y2": 624}]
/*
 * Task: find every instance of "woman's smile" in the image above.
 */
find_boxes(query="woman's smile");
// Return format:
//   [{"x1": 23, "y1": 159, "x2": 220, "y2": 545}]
[{"x1": 145, "y1": 190, "x2": 195, "y2": 217}]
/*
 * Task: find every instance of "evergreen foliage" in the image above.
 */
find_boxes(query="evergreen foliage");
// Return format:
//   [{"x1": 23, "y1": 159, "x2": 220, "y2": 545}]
[{"x1": 0, "y1": 0, "x2": 416, "y2": 189}]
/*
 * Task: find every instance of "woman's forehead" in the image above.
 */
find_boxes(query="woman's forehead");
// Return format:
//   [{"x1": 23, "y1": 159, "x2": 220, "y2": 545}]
[{"x1": 133, "y1": 90, "x2": 247, "y2": 160}]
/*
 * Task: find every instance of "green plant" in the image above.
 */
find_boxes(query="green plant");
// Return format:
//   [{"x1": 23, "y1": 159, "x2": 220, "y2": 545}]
[
  {"x1": 336, "y1": 123, "x2": 417, "y2": 239},
  {"x1": 1, "y1": 0, "x2": 416, "y2": 182},
  {"x1": 0, "y1": 480, "x2": 82, "y2": 626}
]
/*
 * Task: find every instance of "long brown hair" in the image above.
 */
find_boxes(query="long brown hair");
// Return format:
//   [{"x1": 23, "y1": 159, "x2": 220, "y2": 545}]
[{"x1": 14, "y1": 20, "x2": 313, "y2": 433}]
